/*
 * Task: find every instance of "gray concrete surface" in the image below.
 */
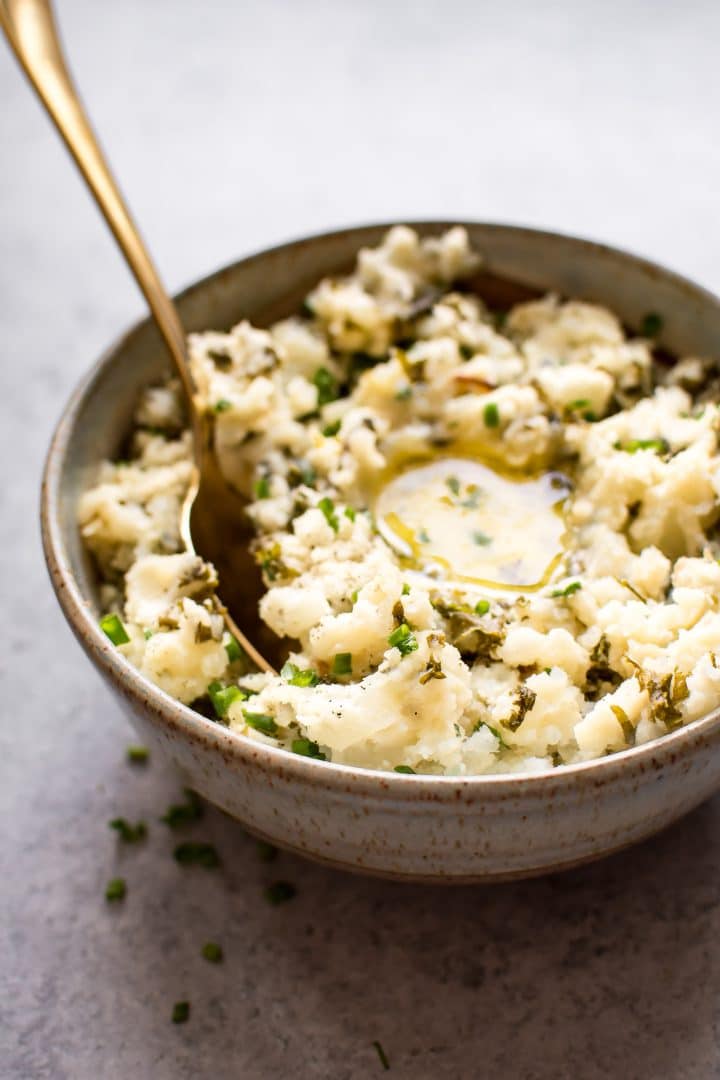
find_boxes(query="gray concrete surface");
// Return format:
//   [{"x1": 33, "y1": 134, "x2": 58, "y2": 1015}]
[{"x1": 2, "y1": 1, "x2": 720, "y2": 1076}]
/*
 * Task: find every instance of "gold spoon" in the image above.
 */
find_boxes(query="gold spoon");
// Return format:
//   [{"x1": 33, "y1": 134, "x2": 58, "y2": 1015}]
[{"x1": 0, "y1": 0, "x2": 274, "y2": 672}]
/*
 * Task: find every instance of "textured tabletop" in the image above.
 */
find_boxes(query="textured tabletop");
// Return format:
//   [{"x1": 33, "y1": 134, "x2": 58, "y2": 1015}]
[{"x1": 3, "y1": 1, "x2": 720, "y2": 1077}]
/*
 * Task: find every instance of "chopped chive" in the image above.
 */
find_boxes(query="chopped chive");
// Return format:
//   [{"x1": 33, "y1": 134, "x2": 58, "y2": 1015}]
[
  {"x1": 615, "y1": 437, "x2": 669, "y2": 455},
  {"x1": 350, "y1": 590, "x2": 359, "y2": 605},
  {"x1": 224, "y1": 634, "x2": 243, "y2": 663},
  {"x1": 445, "y1": 475, "x2": 461, "y2": 496},
  {"x1": 483, "y1": 401, "x2": 500, "y2": 428},
  {"x1": 418, "y1": 528, "x2": 430, "y2": 544},
  {"x1": 173, "y1": 842, "x2": 221, "y2": 868},
  {"x1": 394, "y1": 765, "x2": 415, "y2": 774},
  {"x1": 344, "y1": 506, "x2": 356, "y2": 522},
  {"x1": 332, "y1": 652, "x2": 353, "y2": 676},
  {"x1": 100, "y1": 613, "x2": 130, "y2": 646},
  {"x1": 373, "y1": 1040, "x2": 390, "y2": 1070},
  {"x1": 105, "y1": 877, "x2": 126, "y2": 902},
  {"x1": 312, "y1": 366, "x2": 338, "y2": 406},
  {"x1": 471, "y1": 530, "x2": 492, "y2": 546},
  {"x1": 280, "y1": 661, "x2": 319, "y2": 687},
  {"x1": 567, "y1": 398, "x2": 590, "y2": 410},
  {"x1": 254, "y1": 476, "x2": 271, "y2": 499},
  {"x1": 459, "y1": 343, "x2": 474, "y2": 360},
  {"x1": 143, "y1": 628, "x2": 153, "y2": 640},
  {"x1": 212, "y1": 399, "x2": 232, "y2": 413},
  {"x1": 474, "y1": 599, "x2": 490, "y2": 615},
  {"x1": 395, "y1": 385, "x2": 412, "y2": 400},
  {"x1": 207, "y1": 681, "x2": 246, "y2": 719},
  {"x1": 388, "y1": 623, "x2": 419, "y2": 656},
  {"x1": 201, "y1": 942, "x2": 223, "y2": 963},
  {"x1": 256, "y1": 840, "x2": 278, "y2": 863},
  {"x1": 318, "y1": 496, "x2": 339, "y2": 532},
  {"x1": 291, "y1": 737, "x2": 326, "y2": 759},
  {"x1": 160, "y1": 789, "x2": 204, "y2": 828},
  {"x1": 322, "y1": 419, "x2": 341, "y2": 437},
  {"x1": 171, "y1": 1001, "x2": 190, "y2": 1024},
  {"x1": 402, "y1": 583, "x2": 410, "y2": 595},
  {"x1": 551, "y1": 581, "x2": 582, "y2": 598},
  {"x1": 640, "y1": 312, "x2": 663, "y2": 338},
  {"x1": 243, "y1": 711, "x2": 278, "y2": 736},
  {"x1": 481, "y1": 722, "x2": 509, "y2": 749},
  {"x1": 109, "y1": 818, "x2": 147, "y2": 843},
  {"x1": 126, "y1": 745, "x2": 149, "y2": 765},
  {"x1": 265, "y1": 881, "x2": 296, "y2": 905}
]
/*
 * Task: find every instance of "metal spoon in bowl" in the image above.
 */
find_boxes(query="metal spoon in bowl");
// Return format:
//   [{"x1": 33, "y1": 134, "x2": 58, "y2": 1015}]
[{"x1": 0, "y1": 0, "x2": 275, "y2": 672}]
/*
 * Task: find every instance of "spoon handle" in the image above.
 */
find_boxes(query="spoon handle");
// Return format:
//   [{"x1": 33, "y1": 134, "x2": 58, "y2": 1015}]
[{"x1": 0, "y1": 0, "x2": 193, "y2": 402}]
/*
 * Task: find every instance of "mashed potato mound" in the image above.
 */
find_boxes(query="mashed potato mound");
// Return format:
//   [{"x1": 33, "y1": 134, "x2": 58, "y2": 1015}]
[{"x1": 79, "y1": 226, "x2": 720, "y2": 775}]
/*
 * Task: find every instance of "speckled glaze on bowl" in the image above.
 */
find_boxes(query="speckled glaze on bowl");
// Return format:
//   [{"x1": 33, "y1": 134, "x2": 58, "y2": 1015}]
[{"x1": 41, "y1": 222, "x2": 720, "y2": 882}]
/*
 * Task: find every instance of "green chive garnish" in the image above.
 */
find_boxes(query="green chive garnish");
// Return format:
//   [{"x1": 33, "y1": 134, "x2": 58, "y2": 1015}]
[
  {"x1": 318, "y1": 496, "x2": 339, "y2": 532},
  {"x1": 105, "y1": 877, "x2": 126, "y2": 902},
  {"x1": 160, "y1": 789, "x2": 204, "y2": 828},
  {"x1": 171, "y1": 1001, "x2": 190, "y2": 1024},
  {"x1": 201, "y1": 942, "x2": 223, "y2": 963},
  {"x1": 483, "y1": 401, "x2": 500, "y2": 428},
  {"x1": 393, "y1": 765, "x2": 415, "y2": 774},
  {"x1": 207, "y1": 681, "x2": 246, "y2": 719},
  {"x1": 332, "y1": 652, "x2": 352, "y2": 676},
  {"x1": 615, "y1": 438, "x2": 669, "y2": 455},
  {"x1": 109, "y1": 818, "x2": 147, "y2": 843},
  {"x1": 173, "y1": 842, "x2": 221, "y2": 868},
  {"x1": 471, "y1": 530, "x2": 492, "y2": 546},
  {"x1": 312, "y1": 366, "x2": 338, "y2": 406},
  {"x1": 388, "y1": 623, "x2": 418, "y2": 656},
  {"x1": 291, "y1": 737, "x2": 326, "y2": 760},
  {"x1": 322, "y1": 419, "x2": 341, "y2": 437},
  {"x1": 373, "y1": 1040, "x2": 390, "y2": 1070},
  {"x1": 551, "y1": 581, "x2": 582, "y2": 597},
  {"x1": 640, "y1": 312, "x2": 663, "y2": 338},
  {"x1": 265, "y1": 881, "x2": 296, "y2": 905},
  {"x1": 126, "y1": 745, "x2": 149, "y2": 765},
  {"x1": 100, "y1": 613, "x2": 130, "y2": 646},
  {"x1": 474, "y1": 600, "x2": 490, "y2": 615},
  {"x1": 254, "y1": 476, "x2": 271, "y2": 499},
  {"x1": 344, "y1": 506, "x2": 356, "y2": 522},
  {"x1": 212, "y1": 399, "x2": 232, "y2": 413},
  {"x1": 445, "y1": 475, "x2": 461, "y2": 496},
  {"x1": 280, "y1": 662, "x2": 319, "y2": 687},
  {"x1": 243, "y1": 711, "x2": 278, "y2": 736},
  {"x1": 224, "y1": 634, "x2": 243, "y2": 663}
]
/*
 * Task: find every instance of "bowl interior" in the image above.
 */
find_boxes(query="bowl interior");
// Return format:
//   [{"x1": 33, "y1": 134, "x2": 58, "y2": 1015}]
[{"x1": 55, "y1": 220, "x2": 720, "y2": 621}]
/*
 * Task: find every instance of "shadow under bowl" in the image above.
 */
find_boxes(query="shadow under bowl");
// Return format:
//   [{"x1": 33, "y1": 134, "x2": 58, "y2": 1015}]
[{"x1": 41, "y1": 221, "x2": 720, "y2": 882}]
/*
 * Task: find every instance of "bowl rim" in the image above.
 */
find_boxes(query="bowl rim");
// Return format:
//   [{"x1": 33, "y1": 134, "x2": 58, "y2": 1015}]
[{"x1": 40, "y1": 217, "x2": 720, "y2": 802}]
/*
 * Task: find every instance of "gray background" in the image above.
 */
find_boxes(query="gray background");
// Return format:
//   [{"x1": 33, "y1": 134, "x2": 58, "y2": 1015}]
[{"x1": 2, "y1": 1, "x2": 720, "y2": 1077}]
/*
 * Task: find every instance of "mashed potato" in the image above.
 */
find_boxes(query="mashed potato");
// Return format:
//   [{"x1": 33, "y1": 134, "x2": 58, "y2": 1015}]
[{"x1": 79, "y1": 226, "x2": 720, "y2": 775}]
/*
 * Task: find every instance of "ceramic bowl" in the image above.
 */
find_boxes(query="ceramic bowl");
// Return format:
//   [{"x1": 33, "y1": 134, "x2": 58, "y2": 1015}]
[{"x1": 41, "y1": 221, "x2": 720, "y2": 882}]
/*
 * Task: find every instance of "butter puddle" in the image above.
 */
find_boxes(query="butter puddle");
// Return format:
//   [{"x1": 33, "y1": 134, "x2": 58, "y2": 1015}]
[{"x1": 374, "y1": 456, "x2": 569, "y2": 592}]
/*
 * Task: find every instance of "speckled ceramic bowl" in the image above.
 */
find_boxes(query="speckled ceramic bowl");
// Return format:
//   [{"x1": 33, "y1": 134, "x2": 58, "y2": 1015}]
[{"x1": 41, "y1": 222, "x2": 720, "y2": 882}]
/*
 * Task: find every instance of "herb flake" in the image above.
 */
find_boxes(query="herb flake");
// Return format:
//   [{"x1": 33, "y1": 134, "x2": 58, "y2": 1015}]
[
  {"x1": 100, "y1": 613, "x2": 130, "y2": 646},
  {"x1": 173, "y1": 842, "x2": 221, "y2": 869}
]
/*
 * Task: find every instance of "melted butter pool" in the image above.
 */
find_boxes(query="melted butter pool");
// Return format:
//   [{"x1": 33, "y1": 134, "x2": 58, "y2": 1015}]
[{"x1": 374, "y1": 455, "x2": 569, "y2": 592}]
